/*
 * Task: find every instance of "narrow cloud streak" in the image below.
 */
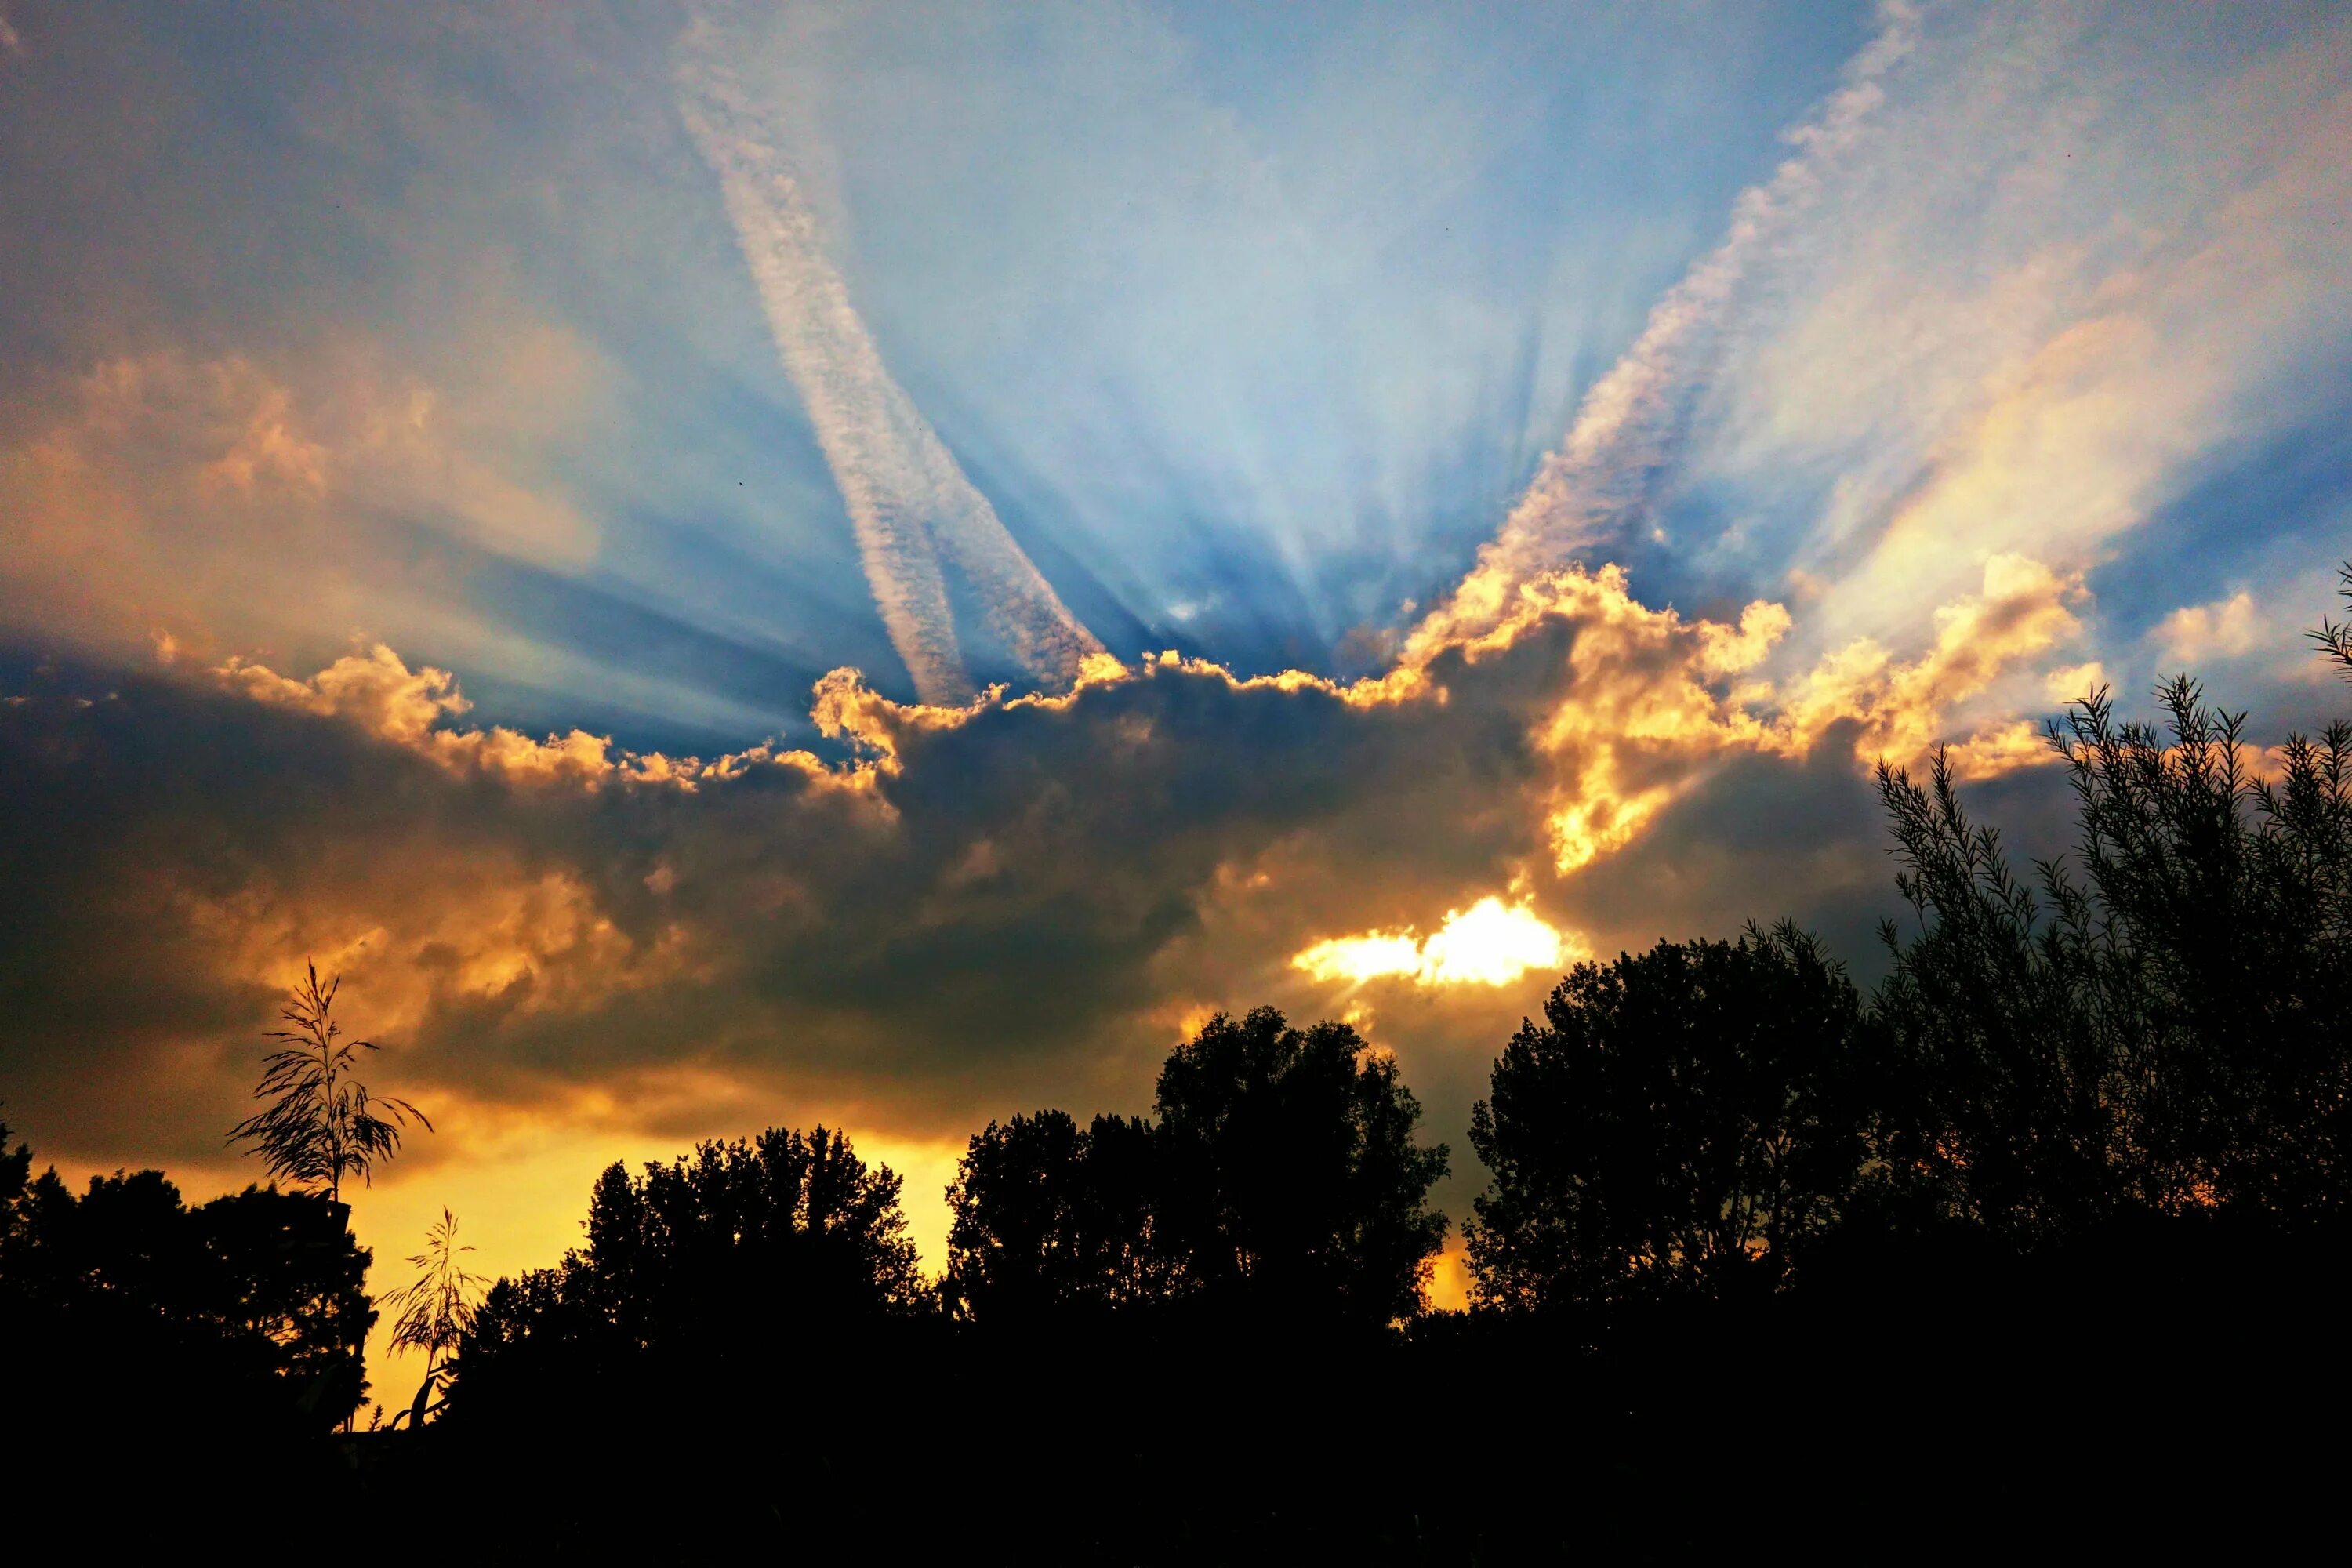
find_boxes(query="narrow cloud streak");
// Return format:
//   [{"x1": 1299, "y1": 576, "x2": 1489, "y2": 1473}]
[
  {"x1": 676, "y1": 15, "x2": 1104, "y2": 703},
  {"x1": 1406, "y1": 1, "x2": 1922, "y2": 659}
]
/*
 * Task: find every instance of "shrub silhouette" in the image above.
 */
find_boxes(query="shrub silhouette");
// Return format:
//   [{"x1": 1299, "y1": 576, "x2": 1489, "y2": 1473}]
[{"x1": 382, "y1": 1207, "x2": 486, "y2": 1427}]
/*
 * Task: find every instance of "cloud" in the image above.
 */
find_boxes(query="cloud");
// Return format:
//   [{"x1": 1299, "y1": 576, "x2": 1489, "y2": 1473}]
[
  {"x1": 1774, "y1": 552, "x2": 2087, "y2": 775},
  {"x1": 0, "y1": 348, "x2": 599, "y2": 661},
  {"x1": 1406, "y1": 1, "x2": 1923, "y2": 657},
  {"x1": 2044, "y1": 662, "x2": 2107, "y2": 703},
  {"x1": 675, "y1": 12, "x2": 1104, "y2": 703},
  {"x1": 1691, "y1": 2, "x2": 2352, "y2": 664},
  {"x1": 2152, "y1": 591, "x2": 2259, "y2": 667},
  {"x1": 0, "y1": 563, "x2": 1757, "y2": 1170},
  {"x1": 212, "y1": 641, "x2": 843, "y2": 793},
  {"x1": 0, "y1": 537, "x2": 2118, "y2": 1200}
]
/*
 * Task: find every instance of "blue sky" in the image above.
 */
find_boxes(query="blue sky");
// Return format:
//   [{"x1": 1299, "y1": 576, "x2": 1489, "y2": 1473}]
[
  {"x1": 10, "y1": 2, "x2": 2346, "y2": 740},
  {"x1": 4, "y1": 0, "x2": 2350, "y2": 1353},
  {"x1": 5, "y1": 0, "x2": 1890, "y2": 735}
]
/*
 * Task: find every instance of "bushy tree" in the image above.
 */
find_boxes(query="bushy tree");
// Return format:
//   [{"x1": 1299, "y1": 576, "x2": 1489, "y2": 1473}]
[
  {"x1": 943, "y1": 1011, "x2": 1450, "y2": 1333},
  {"x1": 1871, "y1": 569, "x2": 2352, "y2": 1232},
  {"x1": 942, "y1": 1110, "x2": 1168, "y2": 1323},
  {"x1": 1466, "y1": 924, "x2": 1874, "y2": 1311},
  {"x1": 456, "y1": 1125, "x2": 925, "y2": 1403},
  {"x1": 0, "y1": 1142, "x2": 372, "y2": 1431},
  {"x1": 194, "y1": 1183, "x2": 378, "y2": 1421},
  {"x1": 1867, "y1": 750, "x2": 2125, "y2": 1238},
  {"x1": 1153, "y1": 1007, "x2": 1450, "y2": 1329}
]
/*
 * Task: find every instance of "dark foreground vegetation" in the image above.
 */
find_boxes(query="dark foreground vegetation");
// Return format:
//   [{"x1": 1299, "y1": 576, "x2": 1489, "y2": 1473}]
[{"x1": 7, "y1": 568, "x2": 2352, "y2": 1556}]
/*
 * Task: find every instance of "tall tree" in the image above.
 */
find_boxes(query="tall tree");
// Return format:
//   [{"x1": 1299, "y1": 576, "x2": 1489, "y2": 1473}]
[
  {"x1": 228, "y1": 962, "x2": 429, "y2": 1204},
  {"x1": 1152, "y1": 1007, "x2": 1449, "y2": 1329},
  {"x1": 1867, "y1": 749, "x2": 2123, "y2": 1239},
  {"x1": 942, "y1": 1110, "x2": 1167, "y2": 1323},
  {"x1": 1466, "y1": 924, "x2": 1873, "y2": 1311}
]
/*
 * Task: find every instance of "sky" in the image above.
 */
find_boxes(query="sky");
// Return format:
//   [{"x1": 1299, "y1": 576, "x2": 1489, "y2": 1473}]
[{"x1": 4, "y1": 0, "x2": 2350, "y2": 1399}]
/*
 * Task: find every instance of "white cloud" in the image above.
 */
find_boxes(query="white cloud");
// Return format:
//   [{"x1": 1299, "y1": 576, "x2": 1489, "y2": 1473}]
[
  {"x1": 2153, "y1": 591, "x2": 2260, "y2": 666},
  {"x1": 676, "y1": 12, "x2": 1103, "y2": 703}
]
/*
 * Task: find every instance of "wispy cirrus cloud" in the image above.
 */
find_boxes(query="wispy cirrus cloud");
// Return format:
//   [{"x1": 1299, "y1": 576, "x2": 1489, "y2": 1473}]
[{"x1": 1406, "y1": 1, "x2": 1923, "y2": 658}]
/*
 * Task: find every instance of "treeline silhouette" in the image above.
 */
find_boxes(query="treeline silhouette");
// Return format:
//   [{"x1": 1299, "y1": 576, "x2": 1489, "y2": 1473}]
[
  {"x1": 0, "y1": 1151, "x2": 371, "y2": 1439},
  {"x1": 6, "y1": 566, "x2": 2350, "y2": 1554}
]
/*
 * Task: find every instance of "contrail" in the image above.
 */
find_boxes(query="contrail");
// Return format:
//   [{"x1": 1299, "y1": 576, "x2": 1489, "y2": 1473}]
[
  {"x1": 1406, "y1": 1, "x2": 1923, "y2": 661},
  {"x1": 677, "y1": 18, "x2": 1104, "y2": 705}
]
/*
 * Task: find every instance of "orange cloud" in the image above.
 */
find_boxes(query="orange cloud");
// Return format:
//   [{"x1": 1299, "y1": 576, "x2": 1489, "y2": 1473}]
[
  {"x1": 0, "y1": 343, "x2": 605, "y2": 677},
  {"x1": 217, "y1": 643, "x2": 849, "y2": 794},
  {"x1": 1773, "y1": 553, "x2": 2085, "y2": 775}
]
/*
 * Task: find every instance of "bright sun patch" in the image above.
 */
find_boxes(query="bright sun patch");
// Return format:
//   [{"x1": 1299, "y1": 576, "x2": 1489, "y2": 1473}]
[{"x1": 1291, "y1": 897, "x2": 1570, "y2": 989}]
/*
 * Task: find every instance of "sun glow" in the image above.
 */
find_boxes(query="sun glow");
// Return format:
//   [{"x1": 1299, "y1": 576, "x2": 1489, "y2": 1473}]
[{"x1": 1291, "y1": 897, "x2": 1571, "y2": 989}]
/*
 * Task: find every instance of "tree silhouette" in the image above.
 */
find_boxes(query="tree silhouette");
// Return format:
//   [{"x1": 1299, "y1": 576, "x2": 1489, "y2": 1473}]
[
  {"x1": 228, "y1": 962, "x2": 429, "y2": 1203},
  {"x1": 942, "y1": 1109, "x2": 1169, "y2": 1323},
  {"x1": 0, "y1": 1117, "x2": 28, "y2": 1262},
  {"x1": 1867, "y1": 748, "x2": 2122, "y2": 1239},
  {"x1": 0, "y1": 1140, "x2": 373, "y2": 1432},
  {"x1": 195, "y1": 1183, "x2": 378, "y2": 1421},
  {"x1": 382, "y1": 1207, "x2": 485, "y2": 1427},
  {"x1": 2043, "y1": 677, "x2": 2351, "y2": 1215},
  {"x1": 1467, "y1": 924, "x2": 1873, "y2": 1311},
  {"x1": 455, "y1": 1125, "x2": 925, "y2": 1410},
  {"x1": 1870, "y1": 640, "x2": 2351, "y2": 1232},
  {"x1": 1152, "y1": 1006, "x2": 1449, "y2": 1329}
]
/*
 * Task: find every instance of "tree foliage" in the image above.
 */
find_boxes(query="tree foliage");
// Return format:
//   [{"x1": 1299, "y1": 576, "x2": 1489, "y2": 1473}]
[
  {"x1": 1872, "y1": 664, "x2": 2352, "y2": 1234},
  {"x1": 456, "y1": 1125, "x2": 925, "y2": 1406},
  {"x1": 942, "y1": 1110, "x2": 1168, "y2": 1322},
  {"x1": 1153, "y1": 1007, "x2": 1450, "y2": 1328},
  {"x1": 942, "y1": 1010, "x2": 1452, "y2": 1333},
  {"x1": 0, "y1": 1139, "x2": 374, "y2": 1432},
  {"x1": 1466, "y1": 564, "x2": 2352, "y2": 1307},
  {"x1": 1465, "y1": 925, "x2": 1874, "y2": 1311}
]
